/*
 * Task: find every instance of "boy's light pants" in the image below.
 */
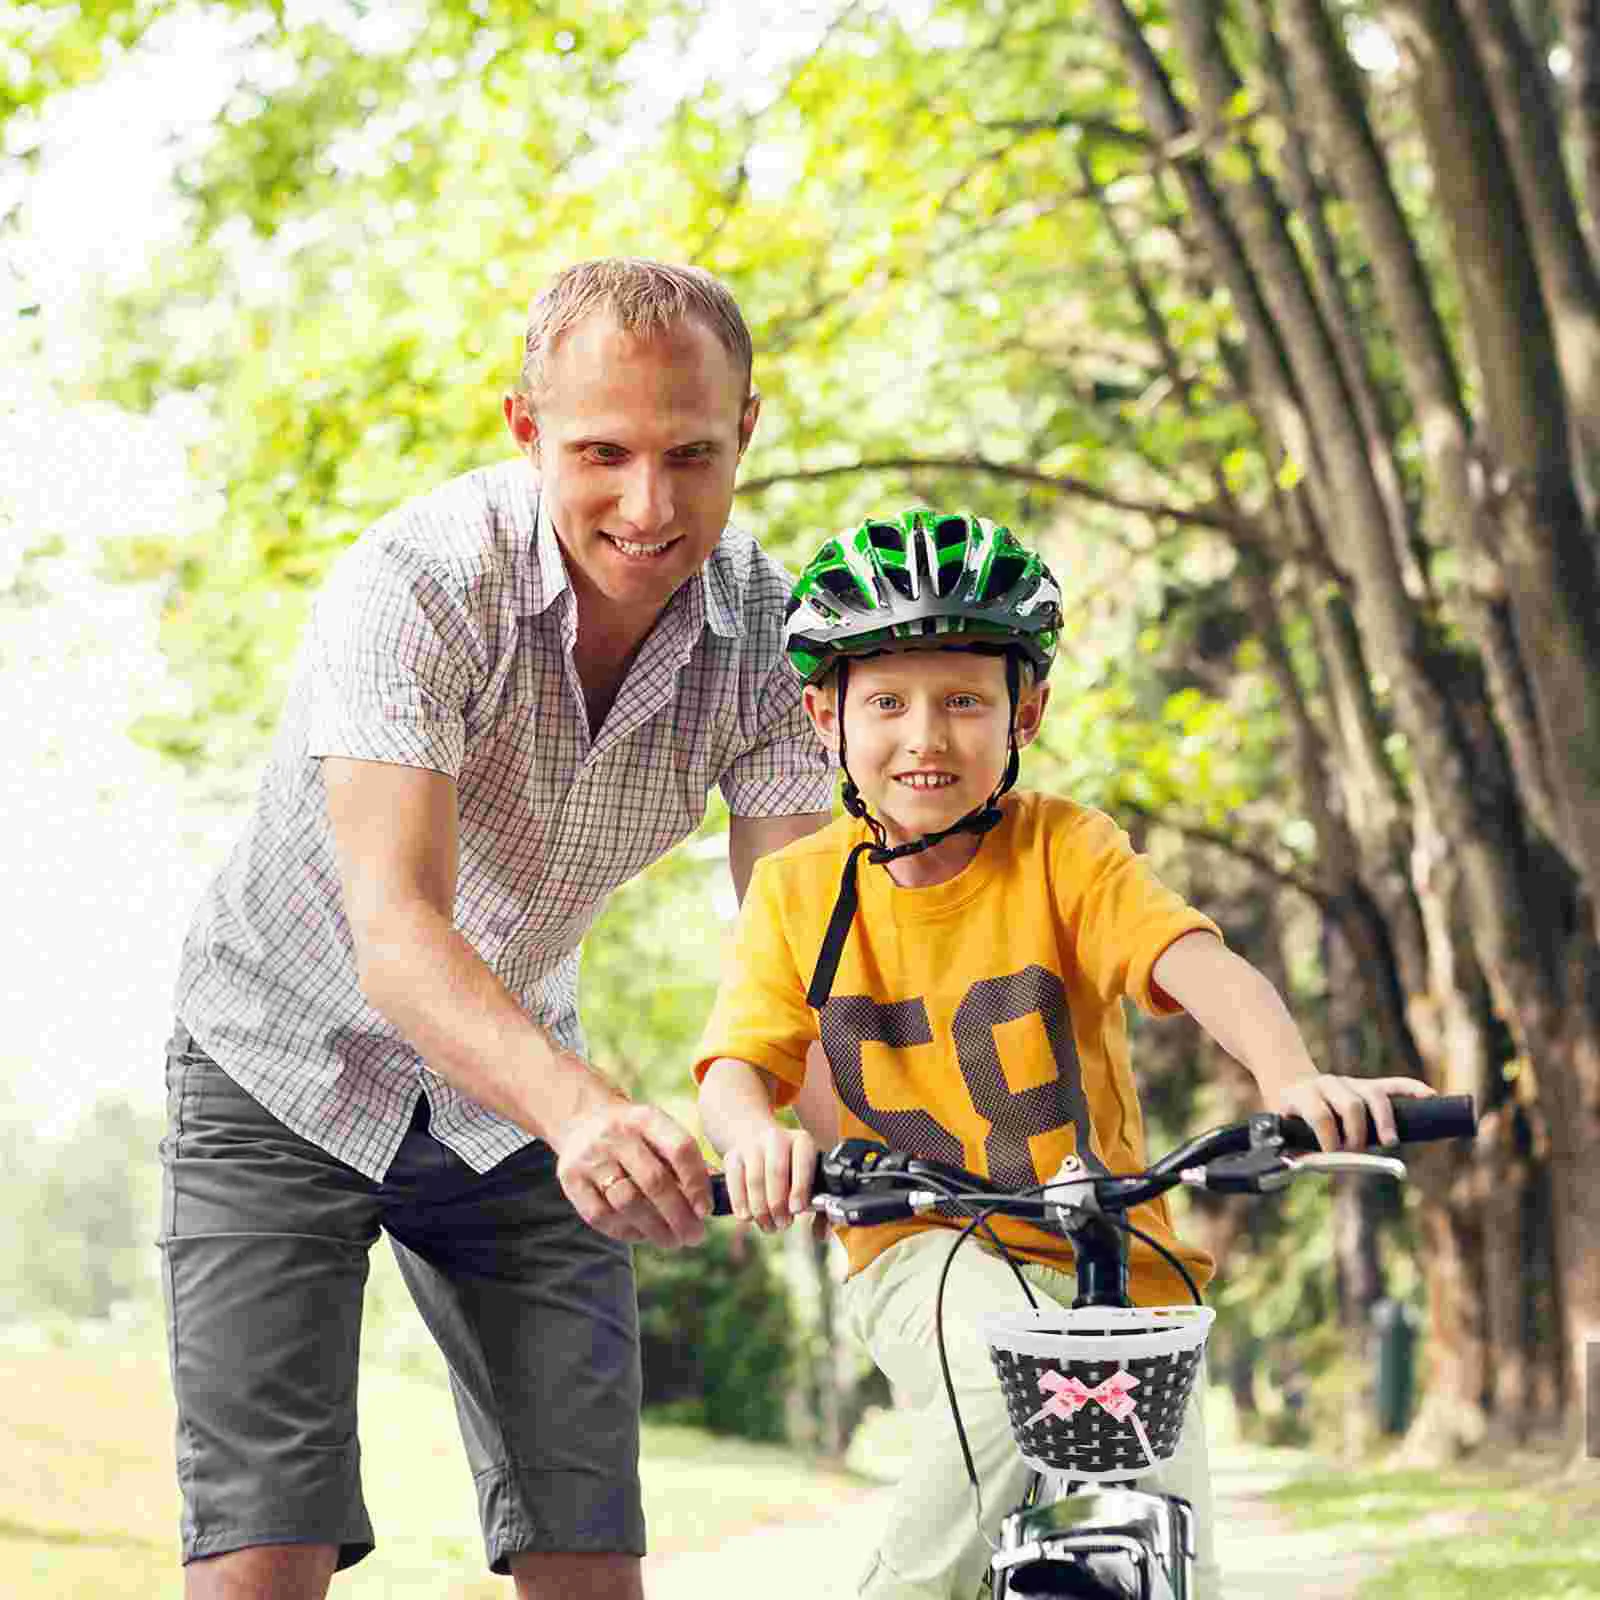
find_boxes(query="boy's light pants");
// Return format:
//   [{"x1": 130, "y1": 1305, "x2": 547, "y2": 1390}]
[{"x1": 842, "y1": 1230, "x2": 1221, "y2": 1600}]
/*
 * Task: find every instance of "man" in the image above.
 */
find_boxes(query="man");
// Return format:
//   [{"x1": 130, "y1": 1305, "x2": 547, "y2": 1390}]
[{"x1": 159, "y1": 258, "x2": 833, "y2": 1599}]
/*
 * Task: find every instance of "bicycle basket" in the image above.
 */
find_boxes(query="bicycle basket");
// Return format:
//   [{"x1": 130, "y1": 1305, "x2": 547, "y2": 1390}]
[{"x1": 978, "y1": 1305, "x2": 1214, "y2": 1481}]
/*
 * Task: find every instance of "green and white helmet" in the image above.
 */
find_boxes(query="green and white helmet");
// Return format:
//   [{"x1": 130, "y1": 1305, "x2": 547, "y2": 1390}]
[{"x1": 784, "y1": 509, "x2": 1061, "y2": 685}]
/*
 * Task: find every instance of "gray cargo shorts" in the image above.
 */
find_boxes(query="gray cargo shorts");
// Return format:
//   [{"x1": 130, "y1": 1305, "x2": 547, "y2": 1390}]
[{"x1": 157, "y1": 1023, "x2": 645, "y2": 1573}]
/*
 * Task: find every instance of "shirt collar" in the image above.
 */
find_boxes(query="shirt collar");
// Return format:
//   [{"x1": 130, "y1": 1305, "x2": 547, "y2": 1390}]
[
  {"x1": 530, "y1": 484, "x2": 572, "y2": 615},
  {"x1": 698, "y1": 533, "x2": 745, "y2": 640}
]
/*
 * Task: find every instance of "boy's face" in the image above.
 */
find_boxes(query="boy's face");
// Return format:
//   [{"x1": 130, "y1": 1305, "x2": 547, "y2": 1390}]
[{"x1": 803, "y1": 648, "x2": 1049, "y2": 845}]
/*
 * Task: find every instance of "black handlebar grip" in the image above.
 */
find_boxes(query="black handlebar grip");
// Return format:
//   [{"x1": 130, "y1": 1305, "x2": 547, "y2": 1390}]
[
  {"x1": 1281, "y1": 1092, "x2": 1476, "y2": 1151},
  {"x1": 1392, "y1": 1093, "x2": 1478, "y2": 1141},
  {"x1": 709, "y1": 1173, "x2": 733, "y2": 1216}
]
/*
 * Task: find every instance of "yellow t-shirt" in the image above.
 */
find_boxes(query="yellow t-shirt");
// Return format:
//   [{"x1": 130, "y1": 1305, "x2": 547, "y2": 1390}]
[{"x1": 692, "y1": 790, "x2": 1220, "y2": 1305}]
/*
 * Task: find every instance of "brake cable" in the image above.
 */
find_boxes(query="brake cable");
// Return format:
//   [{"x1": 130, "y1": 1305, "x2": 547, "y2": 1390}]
[{"x1": 920, "y1": 1179, "x2": 1205, "y2": 1551}]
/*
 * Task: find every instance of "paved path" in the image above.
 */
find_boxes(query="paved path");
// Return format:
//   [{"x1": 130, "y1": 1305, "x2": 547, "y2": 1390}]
[
  {"x1": 644, "y1": 1444, "x2": 1379, "y2": 1598},
  {"x1": 1209, "y1": 1448, "x2": 1381, "y2": 1599}
]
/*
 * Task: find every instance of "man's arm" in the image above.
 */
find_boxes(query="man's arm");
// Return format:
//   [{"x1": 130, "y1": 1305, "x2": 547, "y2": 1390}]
[
  {"x1": 727, "y1": 810, "x2": 831, "y2": 904},
  {"x1": 323, "y1": 756, "x2": 709, "y2": 1245},
  {"x1": 1151, "y1": 929, "x2": 1434, "y2": 1150}
]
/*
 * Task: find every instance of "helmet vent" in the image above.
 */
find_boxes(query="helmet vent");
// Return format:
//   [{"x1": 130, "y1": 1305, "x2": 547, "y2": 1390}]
[
  {"x1": 885, "y1": 564, "x2": 916, "y2": 600},
  {"x1": 816, "y1": 567, "x2": 866, "y2": 605},
  {"x1": 986, "y1": 556, "x2": 1027, "y2": 596},
  {"x1": 866, "y1": 522, "x2": 902, "y2": 550}
]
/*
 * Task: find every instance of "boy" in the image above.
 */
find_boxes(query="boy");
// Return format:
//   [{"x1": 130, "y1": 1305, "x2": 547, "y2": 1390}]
[{"x1": 693, "y1": 509, "x2": 1432, "y2": 1600}]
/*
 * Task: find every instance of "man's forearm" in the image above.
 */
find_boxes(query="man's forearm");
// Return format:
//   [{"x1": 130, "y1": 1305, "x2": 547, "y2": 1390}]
[
  {"x1": 357, "y1": 900, "x2": 621, "y2": 1145},
  {"x1": 698, "y1": 1058, "x2": 786, "y2": 1155}
]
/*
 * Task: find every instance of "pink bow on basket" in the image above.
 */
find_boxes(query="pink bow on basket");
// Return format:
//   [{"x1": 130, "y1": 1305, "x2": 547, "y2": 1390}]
[{"x1": 1022, "y1": 1368, "x2": 1158, "y2": 1468}]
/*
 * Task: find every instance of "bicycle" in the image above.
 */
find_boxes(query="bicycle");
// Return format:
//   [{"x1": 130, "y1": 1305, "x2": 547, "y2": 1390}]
[{"x1": 710, "y1": 1092, "x2": 1477, "y2": 1599}]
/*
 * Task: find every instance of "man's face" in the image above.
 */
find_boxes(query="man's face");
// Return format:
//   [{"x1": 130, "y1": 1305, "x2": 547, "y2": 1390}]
[
  {"x1": 504, "y1": 311, "x2": 759, "y2": 625},
  {"x1": 803, "y1": 649, "x2": 1048, "y2": 846}
]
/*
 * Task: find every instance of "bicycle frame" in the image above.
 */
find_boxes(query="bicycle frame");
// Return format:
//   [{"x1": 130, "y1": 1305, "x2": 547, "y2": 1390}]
[{"x1": 981, "y1": 1160, "x2": 1199, "y2": 1600}]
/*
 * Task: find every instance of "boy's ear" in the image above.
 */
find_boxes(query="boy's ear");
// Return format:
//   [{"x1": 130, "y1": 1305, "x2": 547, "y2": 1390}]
[
  {"x1": 802, "y1": 682, "x2": 840, "y2": 751},
  {"x1": 1013, "y1": 681, "x2": 1051, "y2": 749}
]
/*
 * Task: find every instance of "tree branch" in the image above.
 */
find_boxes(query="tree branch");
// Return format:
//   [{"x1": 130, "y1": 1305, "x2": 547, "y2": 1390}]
[
  {"x1": 736, "y1": 454, "x2": 1258, "y2": 539},
  {"x1": 1120, "y1": 799, "x2": 1331, "y2": 904},
  {"x1": 973, "y1": 112, "x2": 1154, "y2": 150}
]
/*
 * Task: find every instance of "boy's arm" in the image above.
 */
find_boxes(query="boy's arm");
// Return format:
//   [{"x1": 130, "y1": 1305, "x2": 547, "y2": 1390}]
[
  {"x1": 1151, "y1": 930, "x2": 1435, "y2": 1151},
  {"x1": 700, "y1": 1058, "x2": 817, "y2": 1231},
  {"x1": 699, "y1": 1057, "x2": 787, "y2": 1154},
  {"x1": 792, "y1": 1040, "x2": 841, "y2": 1149}
]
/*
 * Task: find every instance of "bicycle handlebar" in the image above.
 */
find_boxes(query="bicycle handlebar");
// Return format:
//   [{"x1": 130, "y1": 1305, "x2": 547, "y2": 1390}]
[
  {"x1": 707, "y1": 1093, "x2": 1476, "y2": 1219},
  {"x1": 1277, "y1": 1091, "x2": 1474, "y2": 1151}
]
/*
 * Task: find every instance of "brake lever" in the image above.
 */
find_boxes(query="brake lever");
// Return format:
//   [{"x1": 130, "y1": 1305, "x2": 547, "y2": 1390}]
[
  {"x1": 1184, "y1": 1147, "x2": 1408, "y2": 1194},
  {"x1": 1182, "y1": 1148, "x2": 1293, "y2": 1193},
  {"x1": 1286, "y1": 1151, "x2": 1408, "y2": 1181},
  {"x1": 811, "y1": 1190, "x2": 945, "y2": 1225}
]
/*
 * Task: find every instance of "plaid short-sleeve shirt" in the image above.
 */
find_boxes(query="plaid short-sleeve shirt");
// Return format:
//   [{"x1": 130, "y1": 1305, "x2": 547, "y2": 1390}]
[{"x1": 175, "y1": 460, "x2": 834, "y2": 1180}]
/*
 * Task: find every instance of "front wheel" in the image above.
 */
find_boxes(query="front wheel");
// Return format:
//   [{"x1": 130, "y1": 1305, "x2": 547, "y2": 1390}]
[
  {"x1": 992, "y1": 1542, "x2": 1171, "y2": 1593},
  {"x1": 999, "y1": 1575, "x2": 1140, "y2": 1599}
]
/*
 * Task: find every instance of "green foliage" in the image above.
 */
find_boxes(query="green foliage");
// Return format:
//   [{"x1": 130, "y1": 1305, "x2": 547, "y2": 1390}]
[
  {"x1": 580, "y1": 830, "x2": 729, "y2": 1109},
  {"x1": 82, "y1": 0, "x2": 1280, "y2": 778},
  {"x1": 0, "y1": 1093, "x2": 162, "y2": 1324},
  {"x1": 2, "y1": 2, "x2": 188, "y2": 128},
  {"x1": 635, "y1": 1226, "x2": 794, "y2": 1443},
  {"x1": 91, "y1": 0, "x2": 698, "y2": 772}
]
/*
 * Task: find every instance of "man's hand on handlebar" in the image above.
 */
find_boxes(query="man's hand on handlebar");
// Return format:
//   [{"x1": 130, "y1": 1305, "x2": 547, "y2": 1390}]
[
  {"x1": 553, "y1": 1096, "x2": 713, "y2": 1248},
  {"x1": 1266, "y1": 1073, "x2": 1437, "y2": 1151}
]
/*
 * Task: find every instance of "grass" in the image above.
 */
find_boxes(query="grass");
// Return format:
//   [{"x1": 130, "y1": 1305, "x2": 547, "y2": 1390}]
[
  {"x1": 16, "y1": 1306, "x2": 1598, "y2": 1598},
  {"x1": 0, "y1": 1324, "x2": 869, "y2": 1599},
  {"x1": 1271, "y1": 1461, "x2": 1600, "y2": 1598}
]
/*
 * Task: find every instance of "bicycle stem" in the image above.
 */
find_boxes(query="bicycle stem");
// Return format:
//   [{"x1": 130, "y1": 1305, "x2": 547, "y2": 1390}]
[{"x1": 1064, "y1": 1209, "x2": 1130, "y2": 1309}]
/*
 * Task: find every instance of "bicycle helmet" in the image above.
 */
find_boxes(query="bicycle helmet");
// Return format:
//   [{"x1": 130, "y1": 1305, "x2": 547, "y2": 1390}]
[
  {"x1": 785, "y1": 510, "x2": 1063, "y2": 1008},
  {"x1": 785, "y1": 508, "x2": 1060, "y2": 685}
]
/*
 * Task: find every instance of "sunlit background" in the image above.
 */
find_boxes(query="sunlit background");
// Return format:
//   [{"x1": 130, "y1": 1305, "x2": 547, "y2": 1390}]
[
  {"x1": 2, "y1": 0, "x2": 902, "y2": 1128},
  {"x1": 6, "y1": 0, "x2": 1599, "y2": 1591}
]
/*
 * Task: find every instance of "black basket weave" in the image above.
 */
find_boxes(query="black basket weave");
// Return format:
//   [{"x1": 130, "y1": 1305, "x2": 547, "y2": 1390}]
[{"x1": 979, "y1": 1306, "x2": 1213, "y2": 1480}]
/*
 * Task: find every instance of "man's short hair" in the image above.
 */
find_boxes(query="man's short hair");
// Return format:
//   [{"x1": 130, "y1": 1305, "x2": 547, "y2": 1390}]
[{"x1": 518, "y1": 257, "x2": 754, "y2": 404}]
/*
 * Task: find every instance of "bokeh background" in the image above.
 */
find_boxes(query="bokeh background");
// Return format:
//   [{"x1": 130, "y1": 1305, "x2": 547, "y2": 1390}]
[{"x1": 5, "y1": 0, "x2": 1599, "y2": 1592}]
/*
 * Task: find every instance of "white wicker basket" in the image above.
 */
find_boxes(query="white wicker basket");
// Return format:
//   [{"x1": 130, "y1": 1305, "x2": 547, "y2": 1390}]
[{"x1": 978, "y1": 1305, "x2": 1214, "y2": 1481}]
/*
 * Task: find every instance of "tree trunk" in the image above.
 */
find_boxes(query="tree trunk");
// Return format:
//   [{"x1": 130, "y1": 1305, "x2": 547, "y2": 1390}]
[
  {"x1": 1474, "y1": 1099, "x2": 1567, "y2": 1444},
  {"x1": 1245, "y1": 0, "x2": 1430, "y2": 602},
  {"x1": 1097, "y1": 0, "x2": 1600, "y2": 1431},
  {"x1": 1406, "y1": 1142, "x2": 1492, "y2": 1453},
  {"x1": 1093, "y1": 0, "x2": 1325, "y2": 497},
  {"x1": 1166, "y1": 0, "x2": 1600, "y2": 1430},
  {"x1": 1396, "y1": 0, "x2": 1600, "y2": 924},
  {"x1": 812, "y1": 1227, "x2": 844, "y2": 1456},
  {"x1": 1556, "y1": 0, "x2": 1600, "y2": 251},
  {"x1": 1453, "y1": 0, "x2": 1600, "y2": 490},
  {"x1": 1517, "y1": 961, "x2": 1600, "y2": 1443},
  {"x1": 1274, "y1": 0, "x2": 1571, "y2": 857},
  {"x1": 1524, "y1": 1131, "x2": 1568, "y2": 1428}
]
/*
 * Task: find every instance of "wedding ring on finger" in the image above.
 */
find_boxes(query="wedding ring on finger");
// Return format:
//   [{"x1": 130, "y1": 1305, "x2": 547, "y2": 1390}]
[{"x1": 598, "y1": 1169, "x2": 632, "y2": 1195}]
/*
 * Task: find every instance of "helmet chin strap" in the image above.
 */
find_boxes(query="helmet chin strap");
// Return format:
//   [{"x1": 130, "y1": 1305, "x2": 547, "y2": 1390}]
[{"x1": 806, "y1": 653, "x2": 1023, "y2": 1010}]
